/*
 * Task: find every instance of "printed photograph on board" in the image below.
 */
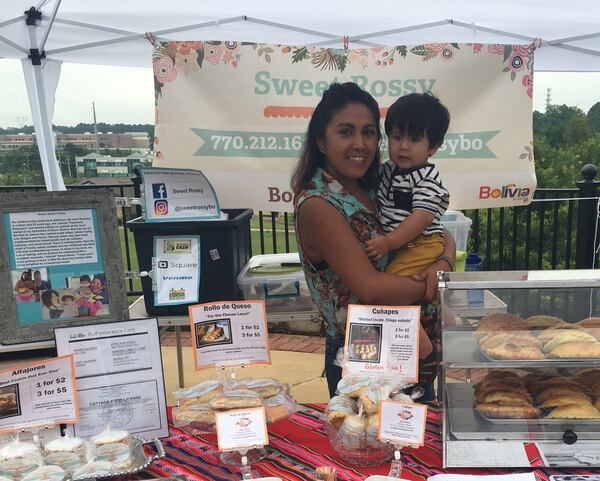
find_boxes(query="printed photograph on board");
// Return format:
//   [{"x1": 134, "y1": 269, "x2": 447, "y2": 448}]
[
  {"x1": 0, "y1": 384, "x2": 20, "y2": 419},
  {"x1": 348, "y1": 323, "x2": 383, "y2": 363},
  {"x1": 195, "y1": 319, "x2": 232, "y2": 348}
]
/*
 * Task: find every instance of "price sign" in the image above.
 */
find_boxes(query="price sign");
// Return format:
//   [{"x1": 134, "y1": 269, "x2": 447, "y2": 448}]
[
  {"x1": 378, "y1": 401, "x2": 427, "y2": 447},
  {"x1": 0, "y1": 356, "x2": 78, "y2": 433},
  {"x1": 215, "y1": 407, "x2": 269, "y2": 452},
  {"x1": 189, "y1": 301, "x2": 271, "y2": 369},
  {"x1": 344, "y1": 304, "x2": 420, "y2": 381}
]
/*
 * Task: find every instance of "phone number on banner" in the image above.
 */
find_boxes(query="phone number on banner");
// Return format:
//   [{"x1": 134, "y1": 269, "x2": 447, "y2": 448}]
[{"x1": 193, "y1": 128, "x2": 303, "y2": 158}]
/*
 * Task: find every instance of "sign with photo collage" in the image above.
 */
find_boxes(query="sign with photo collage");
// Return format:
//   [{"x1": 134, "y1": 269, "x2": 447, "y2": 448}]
[{"x1": 0, "y1": 190, "x2": 128, "y2": 345}]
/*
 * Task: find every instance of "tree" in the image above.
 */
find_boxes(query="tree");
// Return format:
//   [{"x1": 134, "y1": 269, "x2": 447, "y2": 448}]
[
  {"x1": 564, "y1": 114, "x2": 590, "y2": 145},
  {"x1": 533, "y1": 105, "x2": 586, "y2": 147},
  {"x1": 588, "y1": 102, "x2": 600, "y2": 135}
]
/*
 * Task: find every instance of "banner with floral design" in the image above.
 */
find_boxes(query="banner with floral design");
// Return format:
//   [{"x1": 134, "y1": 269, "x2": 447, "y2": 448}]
[{"x1": 153, "y1": 42, "x2": 536, "y2": 211}]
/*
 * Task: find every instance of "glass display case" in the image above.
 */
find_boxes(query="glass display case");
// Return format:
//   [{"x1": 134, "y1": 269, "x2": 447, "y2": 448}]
[{"x1": 439, "y1": 270, "x2": 600, "y2": 468}]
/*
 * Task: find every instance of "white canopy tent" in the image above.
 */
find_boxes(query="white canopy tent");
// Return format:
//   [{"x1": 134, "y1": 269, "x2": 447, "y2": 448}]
[{"x1": 1, "y1": 0, "x2": 600, "y2": 190}]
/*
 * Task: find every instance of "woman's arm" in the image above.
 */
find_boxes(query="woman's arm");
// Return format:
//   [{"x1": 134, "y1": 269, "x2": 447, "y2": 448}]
[{"x1": 297, "y1": 197, "x2": 427, "y2": 305}]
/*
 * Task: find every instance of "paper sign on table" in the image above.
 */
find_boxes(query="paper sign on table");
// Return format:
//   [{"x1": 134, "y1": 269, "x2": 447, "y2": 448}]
[
  {"x1": 378, "y1": 401, "x2": 427, "y2": 447},
  {"x1": 139, "y1": 167, "x2": 222, "y2": 221},
  {"x1": 344, "y1": 304, "x2": 420, "y2": 381},
  {"x1": 0, "y1": 355, "x2": 78, "y2": 433},
  {"x1": 54, "y1": 318, "x2": 169, "y2": 439},
  {"x1": 153, "y1": 235, "x2": 201, "y2": 306},
  {"x1": 189, "y1": 301, "x2": 271, "y2": 370},
  {"x1": 215, "y1": 407, "x2": 269, "y2": 452}
]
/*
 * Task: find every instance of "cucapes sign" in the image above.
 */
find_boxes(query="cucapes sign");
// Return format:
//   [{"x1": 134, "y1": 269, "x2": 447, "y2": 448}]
[{"x1": 153, "y1": 42, "x2": 536, "y2": 211}]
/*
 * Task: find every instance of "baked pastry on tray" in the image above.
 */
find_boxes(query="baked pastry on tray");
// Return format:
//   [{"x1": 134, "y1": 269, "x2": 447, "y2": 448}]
[
  {"x1": 476, "y1": 402, "x2": 539, "y2": 419},
  {"x1": 538, "y1": 392, "x2": 593, "y2": 408},
  {"x1": 545, "y1": 402, "x2": 600, "y2": 419},
  {"x1": 484, "y1": 342, "x2": 545, "y2": 360},
  {"x1": 547, "y1": 340, "x2": 600, "y2": 358},
  {"x1": 526, "y1": 315, "x2": 571, "y2": 331}
]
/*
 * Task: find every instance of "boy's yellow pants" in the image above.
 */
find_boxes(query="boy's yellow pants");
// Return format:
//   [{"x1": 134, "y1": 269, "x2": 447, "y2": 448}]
[{"x1": 386, "y1": 233, "x2": 445, "y2": 276}]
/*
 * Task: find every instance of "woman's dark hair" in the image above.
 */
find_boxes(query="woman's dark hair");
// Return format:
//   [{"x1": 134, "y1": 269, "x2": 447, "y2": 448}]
[
  {"x1": 41, "y1": 289, "x2": 59, "y2": 307},
  {"x1": 21, "y1": 271, "x2": 31, "y2": 281},
  {"x1": 291, "y1": 82, "x2": 382, "y2": 200}
]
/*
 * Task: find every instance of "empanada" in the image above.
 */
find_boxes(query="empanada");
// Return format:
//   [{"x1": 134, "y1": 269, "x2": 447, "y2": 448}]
[
  {"x1": 545, "y1": 403, "x2": 600, "y2": 419},
  {"x1": 476, "y1": 402, "x2": 539, "y2": 419},
  {"x1": 480, "y1": 332, "x2": 540, "y2": 351},
  {"x1": 535, "y1": 387, "x2": 591, "y2": 404},
  {"x1": 537, "y1": 329, "x2": 573, "y2": 343},
  {"x1": 543, "y1": 331, "x2": 597, "y2": 353},
  {"x1": 477, "y1": 391, "x2": 533, "y2": 405},
  {"x1": 538, "y1": 392, "x2": 592, "y2": 408},
  {"x1": 484, "y1": 342, "x2": 545, "y2": 360},
  {"x1": 548, "y1": 341, "x2": 600, "y2": 359},
  {"x1": 526, "y1": 315, "x2": 569, "y2": 331}
]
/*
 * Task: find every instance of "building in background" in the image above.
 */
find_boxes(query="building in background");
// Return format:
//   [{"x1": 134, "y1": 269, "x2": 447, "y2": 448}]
[
  {"x1": 0, "y1": 131, "x2": 150, "y2": 150},
  {"x1": 76, "y1": 152, "x2": 152, "y2": 177}
]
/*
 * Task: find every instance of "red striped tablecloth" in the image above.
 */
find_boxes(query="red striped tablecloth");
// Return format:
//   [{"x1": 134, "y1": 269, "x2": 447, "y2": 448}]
[{"x1": 142, "y1": 404, "x2": 599, "y2": 481}]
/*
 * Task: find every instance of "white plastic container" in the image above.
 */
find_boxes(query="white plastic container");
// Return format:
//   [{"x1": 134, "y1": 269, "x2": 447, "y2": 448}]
[
  {"x1": 440, "y1": 210, "x2": 472, "y2": 272},
  {"x1": 237, "y1": 253, "x2": 315, "y2": 313}
]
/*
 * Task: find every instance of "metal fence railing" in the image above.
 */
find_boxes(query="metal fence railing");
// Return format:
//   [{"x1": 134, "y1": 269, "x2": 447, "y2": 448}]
[{"x1": 2, "y1": 164, "x2": 599, "y2": 297}]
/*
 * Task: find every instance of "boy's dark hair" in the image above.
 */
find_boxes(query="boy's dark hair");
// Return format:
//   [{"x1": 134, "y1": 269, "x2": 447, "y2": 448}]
[
  {"x1": 384, "y1": 92, "x2": 450, "y2": 148},
  {"x1": 79, "y1": 274, "x2": 91, "y2": 283}
]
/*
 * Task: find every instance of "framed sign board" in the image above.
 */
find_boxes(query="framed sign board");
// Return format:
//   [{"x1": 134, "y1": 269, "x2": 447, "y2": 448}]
[{"x1": 0, "y1": 190, "x2": 128, "y2": 344}]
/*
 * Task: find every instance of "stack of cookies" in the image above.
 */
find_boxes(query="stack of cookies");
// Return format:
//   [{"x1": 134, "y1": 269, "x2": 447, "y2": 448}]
[{"x1": 474, "y1": 371, "x2": 540, "y2": 419}]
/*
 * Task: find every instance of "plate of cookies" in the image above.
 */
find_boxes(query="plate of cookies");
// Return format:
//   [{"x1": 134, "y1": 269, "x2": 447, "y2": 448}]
[
  {"x1": 473, "y1": 369, "x2": 600, "y2": 423},
  {"x1": 474, "y1": 313, "x2": 600, "y2": 361}
]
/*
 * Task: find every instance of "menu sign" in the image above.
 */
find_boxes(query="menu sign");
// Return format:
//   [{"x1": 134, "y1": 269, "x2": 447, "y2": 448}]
[
  {"x1": 189, "y1": 301, "x2": 271, "y2": 369},
  {"x1": 215, "y1": 407, "x2": 269, "y2": 452},
  {"x1": 344, "y1": 305, "x2": 420, "y2": 381},
  {"x1": 0, "y1": 356, "x2": 78, "y2": 433},
  {"x1": 378, "y1": 401, "x2": 427, "y2": 447}
]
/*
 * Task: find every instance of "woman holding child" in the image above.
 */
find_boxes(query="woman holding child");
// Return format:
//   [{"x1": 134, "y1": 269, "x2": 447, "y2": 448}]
[{"x1": 291, "y1": 82, "x2": 455, "y2": 399}]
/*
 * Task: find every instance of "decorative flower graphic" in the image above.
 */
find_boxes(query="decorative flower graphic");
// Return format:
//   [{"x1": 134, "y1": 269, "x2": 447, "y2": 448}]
[
  {"x1": 204, "y1": 43, "x2": 223, "y2": 65},
  {"x1": 153, "y1": 55, "x2": 177, "y2": 84},
  {"x1": 522, "y1": 74, "x2": 533, "y2": 97},
  {"x1": 409, "y1": 43, "x2": 459, "y2": 62},
  {"x1": 175, "y1": 51, "x2": 200, "y2": 76},
  {"x1": 519, "y1": 142, "x2": 534, "y2": 161}
]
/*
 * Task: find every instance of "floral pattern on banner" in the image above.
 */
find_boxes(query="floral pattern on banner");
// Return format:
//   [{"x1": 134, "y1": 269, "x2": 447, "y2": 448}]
[
  {"x1": 153, "y1": 41, "x2": 242, "y2": 101},
  {"x1": 471, "y1": 43, "x2": 534, "y2": 97},
  {"x1": 153, "y1": 41, "x2": 534, "y2": 101}
]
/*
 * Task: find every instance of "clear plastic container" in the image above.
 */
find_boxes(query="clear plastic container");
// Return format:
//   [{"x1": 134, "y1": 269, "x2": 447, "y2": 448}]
[
  {"x1": 440, "y1": 210, "x2": 472, "y2": 272},
  {"x1": 237, "y1": 253, "x2": 314, "y2": 313}
]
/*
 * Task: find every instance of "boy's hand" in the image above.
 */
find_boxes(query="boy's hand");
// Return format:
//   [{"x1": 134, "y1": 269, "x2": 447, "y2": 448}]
[{"x1": 366, "y1": 235, "x2": 391, "y2": 260}]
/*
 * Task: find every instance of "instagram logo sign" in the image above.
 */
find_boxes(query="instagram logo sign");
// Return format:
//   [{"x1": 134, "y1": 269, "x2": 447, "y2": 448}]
[
  {"x1": 154, "y1": 199, "x2": 168, "y2": 215},
  {"x1": 152, "y1": 183, "x2": 168, "y2": 215}
]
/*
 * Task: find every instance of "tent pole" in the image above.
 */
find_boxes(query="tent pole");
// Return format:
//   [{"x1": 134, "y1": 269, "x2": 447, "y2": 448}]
[
  {"x1": 39, "y1": 0, "x2": 62, "y2": 51},
  {"x1": 0, "y1": 33, "x2": 29, "y2": 54},
  {"x1": 47, "y1": 16, "x2": 245, "y2": 56},
  {"x1": 24, "y1": 8, "x2": 65, "y2": 191},
  {"x1": 245, "y1": 16, "x2": 378, "y2": 46}
]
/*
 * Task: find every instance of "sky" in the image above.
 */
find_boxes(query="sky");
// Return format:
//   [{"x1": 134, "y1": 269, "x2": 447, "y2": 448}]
[{"x1": 0, "y1": 59, "x2": 599, "y2": 128}]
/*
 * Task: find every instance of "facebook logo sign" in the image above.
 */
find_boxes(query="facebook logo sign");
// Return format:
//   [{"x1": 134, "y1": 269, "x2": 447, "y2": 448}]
[{"x1": 152, "y1": 183, "x2": 167, "y2": 199}]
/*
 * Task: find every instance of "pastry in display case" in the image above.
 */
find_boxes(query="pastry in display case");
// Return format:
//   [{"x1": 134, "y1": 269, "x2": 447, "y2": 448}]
[{"x1": 439, "y1": 270, "x2": 600, "y2": 468}]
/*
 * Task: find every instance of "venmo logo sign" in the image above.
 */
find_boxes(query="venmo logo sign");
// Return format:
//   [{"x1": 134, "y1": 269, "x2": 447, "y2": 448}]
[{"x1": 479, "y1": 184, "x2": 531, "y2": 200}]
